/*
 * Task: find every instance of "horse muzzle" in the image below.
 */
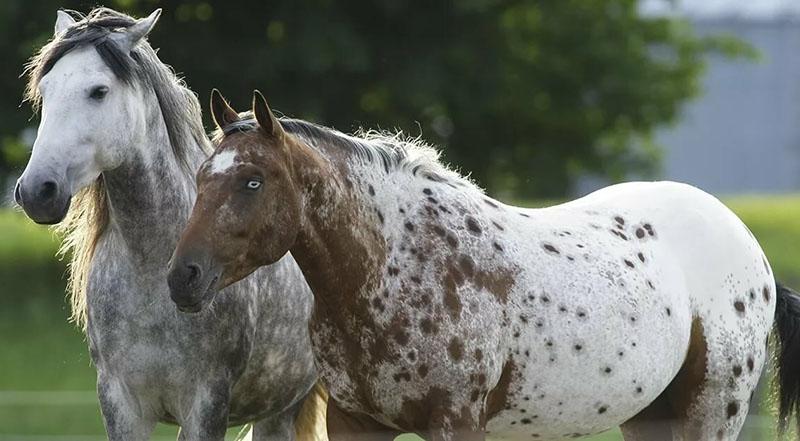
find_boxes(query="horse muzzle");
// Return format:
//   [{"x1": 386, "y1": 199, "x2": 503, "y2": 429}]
[
  {"x1": 14, "y1": 176, "x2": 71, "y2": 225},
  {"x1": 167, "y1": 253, "x2": 221, "y2": 313}
]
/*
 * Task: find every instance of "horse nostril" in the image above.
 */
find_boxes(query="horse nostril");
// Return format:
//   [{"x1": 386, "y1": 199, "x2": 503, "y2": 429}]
[
  {"x1": 13, "y1": 181, "x2": 22, "y2": 205},
  {"x1": 186, "y1": 263, "x2": 202, "y2": 286},
  {"x1": 38, "y1": 181, "x2": 58, "y2": 201}
]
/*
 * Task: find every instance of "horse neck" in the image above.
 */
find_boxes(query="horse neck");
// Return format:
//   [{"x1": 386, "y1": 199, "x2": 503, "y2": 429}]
[
  {"x1": 289, "y1": 141, "x2": 391, "y2": 313},
  {"x1": 102, "y1": 92, "x2": 206, "y2": 267}
]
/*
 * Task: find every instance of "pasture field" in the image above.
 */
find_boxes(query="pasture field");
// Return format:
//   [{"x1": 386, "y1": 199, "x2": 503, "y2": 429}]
[{"x1": 1, "y1": 194, "x2": 798, "y2": 440}]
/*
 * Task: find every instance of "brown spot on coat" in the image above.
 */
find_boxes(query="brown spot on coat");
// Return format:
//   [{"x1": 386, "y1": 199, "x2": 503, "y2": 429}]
[
  {"x1": 465, "y1": 216, "x2": 482, "y2": 235},
  {"x1": 543, "y1": 244, "x2": 559, "y2": 254},
  {"x1": 420, "y1": 317, "x2": 439, "y2": 334},
  {"x1": 611, "y1": 229, "x2": 629, "y2": 241},
  {"x1": 448, "y1": 337, "x2": 464, "y2": 361},
  {"x1": 393, "y1": 371, "x2": 411, "y2": 382},
  {"x1": 459, "y1": 255, "x2": 475, "y2": 278},
  {"x1": 443, "y1": 284, "x2": 463, "y2": 320},
  {"x1": 446, "y1": 233, "x2": 459, "y2": 248},
  {"x1": 726, "y1": 402, "x2": 738, "y2": 418}
]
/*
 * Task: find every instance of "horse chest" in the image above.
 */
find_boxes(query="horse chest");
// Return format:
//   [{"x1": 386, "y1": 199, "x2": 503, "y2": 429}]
[{"x1": 310, "y1": 278, "x2": 509, "y2": 429}]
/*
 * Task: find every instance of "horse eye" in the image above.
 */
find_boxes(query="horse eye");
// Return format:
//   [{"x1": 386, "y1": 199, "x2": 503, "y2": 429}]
[
  {"x1": 89, "y1": 86, "x2": 109, "y2": 101},
  {"x1": 246, "y1": 180, "x2": 262, "y2": 190}
]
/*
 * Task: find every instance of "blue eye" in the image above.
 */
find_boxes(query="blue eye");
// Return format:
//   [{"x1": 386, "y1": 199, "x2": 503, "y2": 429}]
[{"x1": 246, "y1": 180, "x2": 262, "y2": 190}]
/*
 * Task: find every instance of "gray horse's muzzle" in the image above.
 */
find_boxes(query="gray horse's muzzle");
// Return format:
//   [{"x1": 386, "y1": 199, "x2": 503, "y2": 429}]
[{"x1": 14, "y1": 175, "x2": 71, "y2": 225}]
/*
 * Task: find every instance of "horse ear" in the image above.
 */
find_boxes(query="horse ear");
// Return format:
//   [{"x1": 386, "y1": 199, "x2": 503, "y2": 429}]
[
  {"x1": 117, "y1": 9, "x2": 161, "y2": 52},
  {"x1": 54, "y1": 10, "x2": 76, "y2": 36},
  {"x1": 210, "y1": 89, "x2": 241, "y2": 129},
  {"x1": 252, "y1": 90, "x2": 285, "y2": 140}
]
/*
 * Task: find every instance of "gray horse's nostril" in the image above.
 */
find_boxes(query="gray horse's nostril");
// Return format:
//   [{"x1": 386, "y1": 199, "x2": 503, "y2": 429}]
[{"x1": 38, "y1": 180, "x2": 58, "y2": 201}]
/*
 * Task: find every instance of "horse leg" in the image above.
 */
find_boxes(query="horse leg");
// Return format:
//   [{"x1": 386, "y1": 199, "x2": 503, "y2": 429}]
[
  {"x1": 326, "y1": 399, "x2": 400, "y2": 441},
  {"x1": 251, "y1": 401, "x2": 302, "y2": 441},
  {"x1": 97, "y1": 374, "x2": 157, "y2": 441},
  {"x1": 424, "y1": 406, "x2": 486, "y2": 441},
  {"x1": 619, "y1": 390, "x2": 677, "y2": 441},
  {"x1": 621, "y1": 318, "x2": 765, "y2": 440},
  {"x1": 177, "y1": 380, "x2": 231, "y2": 441},
  {"x1": 426, "y1": 427, "x2": 485, "y2": 441}
]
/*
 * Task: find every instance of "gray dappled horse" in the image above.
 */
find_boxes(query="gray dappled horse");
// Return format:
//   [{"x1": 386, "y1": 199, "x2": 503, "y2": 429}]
[{"x1": 14, "y1": 8, "x2": 325, "y2": 440}]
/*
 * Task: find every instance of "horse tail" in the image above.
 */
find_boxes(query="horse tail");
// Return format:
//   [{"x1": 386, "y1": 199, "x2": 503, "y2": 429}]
[
  {"x1": 294, "y1": 381, "x2": 329, "y2": 441},
  {"x1": 774, "y1": 282, "x2": 800, "y2": 433}
]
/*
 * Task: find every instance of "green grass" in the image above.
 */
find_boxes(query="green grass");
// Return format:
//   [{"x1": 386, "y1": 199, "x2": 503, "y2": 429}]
[
  {"x1": 0, "y1": 208, "x2": 61, "y2": 269},
  {"x1": 0, "y1": 194, "x2": 797, "y2": 439},
  {"x1": 727, "y1": 194, "x2": 800, "y2": 287}
]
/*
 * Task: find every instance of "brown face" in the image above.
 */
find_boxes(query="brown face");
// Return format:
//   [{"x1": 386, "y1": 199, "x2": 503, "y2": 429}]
[{"x1": 167, "y1": 90, "x2": 302, "y2": 313}]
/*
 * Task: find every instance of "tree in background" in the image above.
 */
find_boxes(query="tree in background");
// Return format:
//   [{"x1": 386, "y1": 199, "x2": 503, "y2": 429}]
[{"x1": 0, "y1": 0, "x2": 753, "y2": 198}]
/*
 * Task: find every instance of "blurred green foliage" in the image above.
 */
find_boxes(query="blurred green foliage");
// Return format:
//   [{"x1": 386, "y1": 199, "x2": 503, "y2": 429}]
[{"x1": 0, "y1": 0, "x2": 753, "y2": 197}]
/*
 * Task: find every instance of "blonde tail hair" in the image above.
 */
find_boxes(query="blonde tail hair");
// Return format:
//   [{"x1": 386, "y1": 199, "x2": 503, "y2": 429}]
[{"x1": 295, "y1": 381, "x2": 329, "y2": 441}]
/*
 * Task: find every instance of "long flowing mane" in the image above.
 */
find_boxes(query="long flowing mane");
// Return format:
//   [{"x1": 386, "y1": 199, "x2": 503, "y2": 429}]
[
  {"x1": 23, "y1": 8, "x2": 211, "y2": 331},
  {"x1": 216, "y1": 115, "x2": 479, "y2": 190}
]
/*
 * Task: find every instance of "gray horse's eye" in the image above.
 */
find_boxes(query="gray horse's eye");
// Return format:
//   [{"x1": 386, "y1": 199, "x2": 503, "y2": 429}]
[
  {"x1": 246, "y1": 180, "x2": 262, "y2": 190},
  {"x1": 89, "y1": 85, "x2": 109, "y2": 101}
]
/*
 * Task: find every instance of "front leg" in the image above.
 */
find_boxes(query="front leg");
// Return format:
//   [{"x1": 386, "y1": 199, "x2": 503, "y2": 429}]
[
  {"x1": 97, "y1": 374, "x2": 158, "y2": 441},
  {"x1": 424, "y1": 405, "x2": 486, "y2": 441},
  {"x1": 251, "y1": 401, "x2": 301, "y2": 441},
  {"x1": 177, "y1": 381, "x2": 232, "y2": 441}
]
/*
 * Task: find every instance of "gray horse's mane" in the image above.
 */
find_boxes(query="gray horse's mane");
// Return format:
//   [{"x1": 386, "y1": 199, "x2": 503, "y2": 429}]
[
  {"x1": 23, "y1": 7, "x2": 211, "y2": 331},
  {"x1": 215, "y1": 115, "x2": 476, "y2": 188}
]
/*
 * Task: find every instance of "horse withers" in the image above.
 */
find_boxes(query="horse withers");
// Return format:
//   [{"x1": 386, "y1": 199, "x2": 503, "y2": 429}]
[
  {"x1": 168, "y1": 90, "x2": 800, "y2": 440},
  {"x1": 15, "y1": 10, "x2": 325, "y2": 440}
]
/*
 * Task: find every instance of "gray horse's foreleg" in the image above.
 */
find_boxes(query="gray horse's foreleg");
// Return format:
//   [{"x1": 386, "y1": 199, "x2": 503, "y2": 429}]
[
  {"x1": 177, "y1": 381, "x2": 232, "y2": 441},
  {"x1": 251, "y1": 402, "x2": 302, "y2": 441},
  {"x1": 97, "y1": 375, "x2": 157, "y2": 441}
]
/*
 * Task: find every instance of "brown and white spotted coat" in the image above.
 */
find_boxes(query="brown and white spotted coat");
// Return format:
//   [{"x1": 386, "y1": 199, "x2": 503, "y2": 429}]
[{"x1": 170, "y1": 92, "x2": 776, "y2": 441}]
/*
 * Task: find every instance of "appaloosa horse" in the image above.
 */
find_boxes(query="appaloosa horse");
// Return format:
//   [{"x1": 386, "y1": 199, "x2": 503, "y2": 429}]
[
  {"x1": 168, "y1": 90, "x2": 800, "y2": 440},
  {"x1": 15, "y1": 10, "x2": 324, "y2": 440}
]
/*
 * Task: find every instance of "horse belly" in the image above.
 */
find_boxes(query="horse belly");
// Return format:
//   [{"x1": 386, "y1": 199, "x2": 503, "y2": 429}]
[{"x1": 486, "y1": 263, "x2": 692, "y2": 439}]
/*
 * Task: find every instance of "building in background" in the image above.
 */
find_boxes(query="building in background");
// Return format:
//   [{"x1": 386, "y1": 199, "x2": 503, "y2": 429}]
[{"x1": 578, "y1": 0, "x2": 800, "y2": 196}]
